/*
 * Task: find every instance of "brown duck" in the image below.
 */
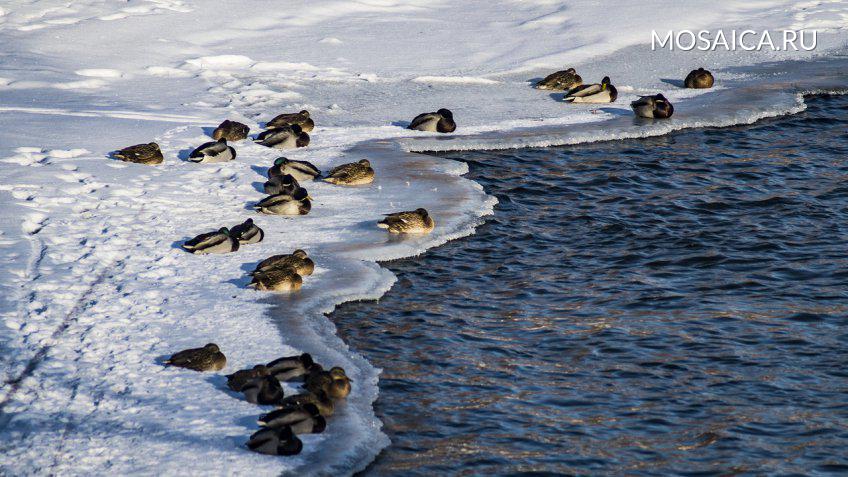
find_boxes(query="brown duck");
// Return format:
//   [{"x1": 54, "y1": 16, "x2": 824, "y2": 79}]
[
  {"x1": 164, "y1": 343, "x2": 226, "y2": 371},
  {"x1": 113, "y1": 143, "x2": 163, "y2": 165}
]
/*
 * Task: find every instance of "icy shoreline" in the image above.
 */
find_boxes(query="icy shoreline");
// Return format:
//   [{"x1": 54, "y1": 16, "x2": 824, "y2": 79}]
[
  {"x1": 1, "y1": 0, "x2": 847, "y2": 474},
  {"x1": 1, "y1": 55, "x2": 846, "y2": 477}
]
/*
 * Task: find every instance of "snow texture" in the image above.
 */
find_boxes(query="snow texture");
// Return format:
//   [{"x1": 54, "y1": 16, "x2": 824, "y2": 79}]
[{"x1": 0, "y1": 0, "x2": 847, "y2": 475}]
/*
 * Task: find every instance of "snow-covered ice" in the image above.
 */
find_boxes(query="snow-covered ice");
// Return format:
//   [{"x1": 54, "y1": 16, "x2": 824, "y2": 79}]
[{"x1": 0, "y1": 0, "x2": 847, "y2": 475}]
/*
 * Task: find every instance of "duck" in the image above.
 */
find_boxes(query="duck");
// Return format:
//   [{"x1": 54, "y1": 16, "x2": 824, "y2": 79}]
[
  {"x1": 188, "y1": 138, "x2": 236, "y2": 163},
  {"x1": 254, "y1": 188, "x2": 311, "y2": 216},
  {"x1": 323, "y1": 159, "x2": 375, "y2": 185},
  {"x1": 564, "y1": 76, "x2": 617, "y2": 103},
  {"x1": 181, "y1": 227, "x2": 239, "y2": 254},
  {"x1": 164, "y1": 343, "x2": 226, "y2": 371},
  {"x1": 251, "y1": 249, "x2": 315, "y2": 277},
  {"x1": 631, "y1": 94, "x2": 674, "y2": 119},
  {"x1": 266, "y1": 110, "x2": 314, "y2": 132},
  {"x1": 247, "y1": 426, "x2": 303, "y2": 456},
  {"x1": 248, "y1": 267, "x2": 303, "y2": 292},
  {"x1": 408, "y1": 108, "x2": 456, "y2": 133},
  {"x1": 256, "y1": 125, "x2": 307, "y2": 150},
  {"x1": 295, "y1": 132, "x2": 310, "y2": 148},
  {"x1": 305, "y1": 366, "x2": 351, "y2": 400},
  {"x1": 264, "y1": 174, "x2": 306, "y2": 197},
  {"x1": 229, "y1": 218, "x2": 264, "y2": 245},
  {"x1": 535, "y1": 68, "x2": 582, "y2": 91},
  {"x1": 113, "y1": 142, "x2": 163, "y2": 165},
  {"x1": 267, "y1": 352, "x2": 316, "y2": 381},
  {"x1": 258, "y1": 403, "x2": 327, "y2": 435},
  {"x1": 278, "y1": 390, "x2": 334, "y2": 417},
  {"x1": 226, "y1": 364, "x2": 271, "y2": 392},
  {"x1": 242, "y1": 374, "x2": 285, "y2": 405},
  {"x1": 268, "y1": 157, "x2": 321, "y2": 182},
  {"x1": 212, "y1": 120, "x2": 250, "y2": 141},
  {"x1": 377, "y1": 208, "x2": 435, "y2": 234},
  {"x1": 684, "y1": 68, "x2": 714, "y2": 89}
]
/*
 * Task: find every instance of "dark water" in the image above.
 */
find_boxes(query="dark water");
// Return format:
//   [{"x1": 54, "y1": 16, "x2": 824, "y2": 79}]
[{"x1": 334, "y1": 95, "x2": 848, "y2": 475}]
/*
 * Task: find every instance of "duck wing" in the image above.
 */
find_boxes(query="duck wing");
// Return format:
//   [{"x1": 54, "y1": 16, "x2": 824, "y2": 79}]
[
  {"x1": 408, "y1": 113, "x2": 438, "y2": 130},
  {"x1": 229, "y1": 220, "x2": 256, "y2": 239},
  {"x1": 327, "y1": 163, "x2": 357, "y2": 179},
  {"x1": 165, "y1": 348, "x2": 203, "y2": 366},
  {"x1": 182, "y1": 231, "x2": 227, "y2": 250},
  {"x1": 565, "y1": 83, "x2": 601, "y2": 98},
  {"x1": 189, "y1": 140, "x2": 221, "y2": 158},
  {"x1": 630, "y1": 95, "x2": 653, "y2": 108},
  {"x1": 379, "y1": 213, "x2": 409, "y2": 227},
  {"x1": 256, "y1": 128, "x2": 285, "y2": 141},
  {"x1": 253, "y1": 255, "x2": 292, "y2": 273},
  {"x1": 267, "y1": 112, "x2": 307, "y2": 128},
  {"x1": 256, "y1": 194, "x2": 295, "y2": 208},
  {"x1": 291, "y1": 160, "x2": 321, "y2": 177}
]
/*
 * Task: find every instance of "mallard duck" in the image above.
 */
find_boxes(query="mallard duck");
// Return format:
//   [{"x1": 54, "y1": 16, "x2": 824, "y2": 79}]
[
  {"x1": 229, "y1": 218, "x2": 264, "y2": 245},
  {"x1": 278, "y1": 390, "x2": 334, "y2": 417},
  {"x1": 269, "y1": 157, "x2": 321, "y2": 182},
  {"x1": 256, "y1": 125, "x2": 304, "y2": 149},
  {"x1": 324, "y1": 159, "x2": 375, "y2": 185},
  {"x1": 267, "y1": 352, "x2": 316, "y2": 381},
  {"x1": 113, "y1": 142, "x2": 163, "y2": 165},
  {"x1": 259, "y1": 403, "x2": 318, "y2": 428},
  {"x1": 535, "y1": 68, "x2": 582, "y2": 91},
  {"x1": 264, "y1": 174, "x2": 306, "y2": 197},
  {"x1": 377, "y1": 208, "x2": 435, "y2": 234},
  {"x1": 258, "y1": 403, "x2": 327, "y2": 435},
  {"x1": 564, "y1": 76, "x2": 617, "y2": 103},
  {"x1": 254, "y1": 188, "x2": 311, "y2": 216},
  {"x1": 305, "y1": 366, "x2": 351, "y2": 400},
  {"x1": 181, "y1": 227, "x2": 239, "y2": 254},
  {"x1": 408, "y1": 109, "x2": 456, "y2": 133},
  {"x1": 242, "y1": 375, "x2": 284, "y2": 405},
  {"x1": 266, "y1": 110, "x2": 314, "y2": 132},
  {"x1": 685, "y1": 68, "x2": 714, "y2": 89},
  {"x1": 164, "y1": 343, "x2": 226, "y2": 371},
  {"x1": 247, "y1": 426, "x2": 303, "y2": 456},
  {"x1": 251, "y1": 249, "x2": 315, "y2": 277},
  {"x1": 188, "y1": 138, "x2": 236, "y2": 163},
  {"x1": 226, "y1": 364, "x2": 271, "y2": 392},
  {"x1": 212, "y1": 120, "x2": 250, "y2": 141},
  {"x1": 248, "y1": 267, "x2": 303, "y2": 292},
  {"x1": 631, "y1": 94, "x2": 674, "y2": 119}
]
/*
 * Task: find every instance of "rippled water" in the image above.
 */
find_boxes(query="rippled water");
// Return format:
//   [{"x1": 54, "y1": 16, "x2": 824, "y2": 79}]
[{"x1": 333, "y1": 94, "x2": 848, "y2": 475}]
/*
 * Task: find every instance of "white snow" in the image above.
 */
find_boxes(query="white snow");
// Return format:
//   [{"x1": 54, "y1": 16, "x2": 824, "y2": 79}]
[{"x1": 0, "y1": 0, "x2": 847, "y2": 475}]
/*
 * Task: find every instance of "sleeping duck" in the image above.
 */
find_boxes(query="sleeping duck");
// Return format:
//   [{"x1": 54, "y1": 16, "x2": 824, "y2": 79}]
[
  {"x1": 189, "y1": 138, "x2": 236, "y2": 163},
  {"x1": 631, "y1": 93, "x2": 674, "y2": 119},
  {"x1": 564, "y1": 76, "x2": 617, "y2": 103}
]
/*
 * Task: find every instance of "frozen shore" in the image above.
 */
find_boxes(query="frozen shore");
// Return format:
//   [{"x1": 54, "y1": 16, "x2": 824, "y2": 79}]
[{"x1": 1, "y1": 1, "x2": 847, "y2": 475}]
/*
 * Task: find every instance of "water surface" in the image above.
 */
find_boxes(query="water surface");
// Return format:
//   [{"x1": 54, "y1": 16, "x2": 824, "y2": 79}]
[{"x1": 334, "y1": 94, "x2": 848, "y2": 475}]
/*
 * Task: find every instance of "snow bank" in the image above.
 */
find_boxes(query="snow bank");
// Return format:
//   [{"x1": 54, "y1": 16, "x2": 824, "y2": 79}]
[{"x1": 0, "y1": 0, "x2": 846, "y2": 475}]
